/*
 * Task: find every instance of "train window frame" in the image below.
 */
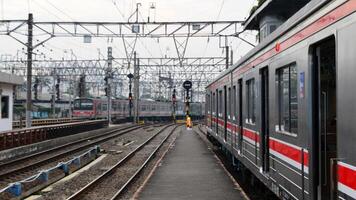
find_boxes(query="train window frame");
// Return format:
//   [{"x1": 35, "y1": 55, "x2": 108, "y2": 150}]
[
  {"x1": 218, "y1": 90, "x2": 223, "y2": 118},
  {"x1": 227, "y1": 87, "x2": 231, "y2": 120},
  {"x1": 102, "y1": 103, "x2": 108, "y2": 111},
  {"x1": 207, "y1": 93, "x2": 211, "y2": 115},
  {"x1": 275, "y1": 62, "x2": 298, "y2": 136},
  {"x1": 233, "y1": 85, "x2": 237, "y2": 121},
  {"x1": 212, "y1": 92, "x2": 216, "y2": 116},
  {"x1": 246, "y1": 78, "x2": 256, "y2": 125}
]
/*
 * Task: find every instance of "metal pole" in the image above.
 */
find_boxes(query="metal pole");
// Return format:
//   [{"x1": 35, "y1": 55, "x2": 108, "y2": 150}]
[
  {"x1": 137, "y1": 57, "x2": 140, "y2": 123},
  {"x1": 107, "y1": 47, "x2": 113, "y2": 124},
  {"x1": 133, "y1": 52, "x2": 137, "y2": 123},
  {"x1": 52, "y1": 72, "x2": 56, "y2": 118},
  {"x1": 26, "y1": 13, "x2": 33, "y2": 128},
  {"x1": 69, "y1": 76, "x2": 72, "y2": 119}
]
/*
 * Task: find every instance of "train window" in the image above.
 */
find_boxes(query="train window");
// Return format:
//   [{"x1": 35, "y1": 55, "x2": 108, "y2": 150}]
[
  {"x1": 74, "y1": 99, "x2": 93, "y2": 110},
  {"x1": 227, "y1": 87, "x2": 231, "y2": 118},
  {"x1": 206, "y1": 94, "x2": 210, "y2": 114},
  {"x1": 102, "y1": 104, "x2": 108, "y2": 111},
  {"x1": 246, "y1": 79, "x2": 256, "y2": 124},
  {"x1": 1, "y1": 96, "x2": 9, "y2": 119},
  {"x1": 212, "y1": 92, "x2": 215, "y2": 115},
  {"x1": 112, "y1": 102, "x2": 117, "y2": 111},
  {"x1": 218, "y1": 90, "x2": 223, "y2": 117},
  {"x1": 276, "y1": 63, "x2": 298, "y2": 134},
  {"x1": 233, "y1": 86, "x2": 237, "y2": 121}
]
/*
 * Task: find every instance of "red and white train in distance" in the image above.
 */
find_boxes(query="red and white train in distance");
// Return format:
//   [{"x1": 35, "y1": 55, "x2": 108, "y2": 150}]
[
  {"x1": 206, "y1": 0, "x2": 356, "y2": 199},
  {"x1": 73, "y1": 97, "x2": 205, "y2": 121}
]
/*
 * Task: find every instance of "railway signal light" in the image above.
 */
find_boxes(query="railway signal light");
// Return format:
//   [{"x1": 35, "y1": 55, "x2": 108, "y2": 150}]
[
  {"x1": 56, "y1": 77, "x2": 60, "y2": 100},
  {"x1": 55, "y1": 84, "x2": 60, "y2": 100},
  {"x1": 33, "y1": 77, "x2": 39, "y2": 100}
]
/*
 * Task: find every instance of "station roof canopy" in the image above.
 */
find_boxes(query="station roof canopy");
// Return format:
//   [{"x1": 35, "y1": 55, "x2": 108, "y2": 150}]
[
  {"x1": 244, "y1": 0, "x2": 311, "y2": 30},
  {"x1": 0, "y1": 72, "x2": 24, "y2": 85}
]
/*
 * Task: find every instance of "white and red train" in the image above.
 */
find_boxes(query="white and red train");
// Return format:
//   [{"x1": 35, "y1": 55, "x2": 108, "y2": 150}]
[
  {"x1": 73, "y1": 97, "x2": 204, "y2": 121},
  {"x1": 206, "y1": 0, "x2": 356, "y2": 199}
]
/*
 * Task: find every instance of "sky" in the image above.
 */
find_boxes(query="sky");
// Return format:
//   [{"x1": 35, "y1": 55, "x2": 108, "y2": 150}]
[
  {"x1": 0, "y1": 0, "x2": 258, "y2": 61},
  {"x1": 0, "y1": 0, "x2": 258, "y2": 101}
]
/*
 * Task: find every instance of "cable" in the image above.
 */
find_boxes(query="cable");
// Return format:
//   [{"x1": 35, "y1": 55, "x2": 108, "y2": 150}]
[
  {"x1": 43, "y1": 0, "x2": 125, "y2": 59},
  {"x1": 110, "y1": 0, "x2": 126, "y2": 20},
  {"x1": 216, "y1": 0, "x2": 225, "y2": 20}
]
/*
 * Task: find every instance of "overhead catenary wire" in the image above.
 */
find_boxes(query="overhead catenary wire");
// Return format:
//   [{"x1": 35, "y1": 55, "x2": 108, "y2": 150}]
[{"x1": 42, "y1": 0, "x2": 125, "y2": 59}]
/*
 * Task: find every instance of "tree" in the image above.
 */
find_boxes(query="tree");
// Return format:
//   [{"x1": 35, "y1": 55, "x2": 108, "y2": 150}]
[{"x1": 249, "y1": 0, "x2": 267, "y2": 16}]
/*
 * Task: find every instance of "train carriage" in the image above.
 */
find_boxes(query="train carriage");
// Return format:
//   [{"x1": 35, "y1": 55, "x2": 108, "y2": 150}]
[
  {"x1": 73, "y1": 97, "x2": 204, "y2": 121},
  {"x1": 206, "y1": 0, "x2": 356, "y2": 199}
]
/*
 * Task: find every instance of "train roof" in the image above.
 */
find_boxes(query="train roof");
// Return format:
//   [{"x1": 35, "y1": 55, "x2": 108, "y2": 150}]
[{"x1": 207, "y1": 0, "x2": 329, "y2": 88}]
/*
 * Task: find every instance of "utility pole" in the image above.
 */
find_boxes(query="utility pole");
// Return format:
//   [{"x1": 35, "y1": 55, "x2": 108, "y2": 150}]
[
  {"x1": 52, "y1": 71, "x2": 56, "y2": 118},
  {"x1": 69, "y1": 75, "x2": 72, "y2": 119},
  {"x1": 26, "y1": 13, "x2": 33, "y2": 128},
  {"x1": 133, "y1": 51, "x2": 140, "y2": 124},
  {"x1": 107, "y1": 47, "x2": 113, "y2": 124}
]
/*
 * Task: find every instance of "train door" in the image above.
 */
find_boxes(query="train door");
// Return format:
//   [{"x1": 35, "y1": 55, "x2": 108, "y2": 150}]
[
  {"x1": 238, "y1": 79, "x2": 243, "y2": 151},
  {"x1": 233, "y1": 85, "x2": 237, "y2": 149},
  {"x1": 260, "y1": 67, "x2": 269, "y2": 172},
  {"x1": 216, "y1": 89, "x2": 219, "y2": 134},
  {"x1": 224, "y1": 86, "x2": 228, "y2": 142},
  {"x1": 312, "y1": 37, "x2": 337, "y2": 200}
]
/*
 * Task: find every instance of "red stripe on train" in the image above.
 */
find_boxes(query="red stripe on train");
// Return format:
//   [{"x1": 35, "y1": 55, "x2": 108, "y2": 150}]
[
  {"x1": 338, "y1": 163, "x2": 356, "y2": 190},
  {"x1": 243, "y1": 128, "x2": 259, "y2": 143},
  {"x1": 269, "y1": 139, "x2": 309, "y2": 167}
]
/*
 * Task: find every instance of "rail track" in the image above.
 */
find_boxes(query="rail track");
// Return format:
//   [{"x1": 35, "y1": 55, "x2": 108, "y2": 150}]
[
  {"x1": 66, "y1": 124, "x2": 179, "y2": 200},
  {"x1": 0, "y1": 124, "x2": 147, "y2": 189}
]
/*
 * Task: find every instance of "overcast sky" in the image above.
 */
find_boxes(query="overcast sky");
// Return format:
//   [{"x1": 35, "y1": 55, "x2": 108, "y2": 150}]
[{"x1": 0, "y1": 0, "x2": 258, "y2": 61}]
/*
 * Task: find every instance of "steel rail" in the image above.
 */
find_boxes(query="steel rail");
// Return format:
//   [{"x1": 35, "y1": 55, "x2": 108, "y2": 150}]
[
  {"x1": 67, "y1": 124, "x2": 178, "y2": 200},
  {"x1": 110, "y1": 125, "x2": 180, "y2": 200},
  {"x1": 0, "y1": 124, "x2": 146, "y2": 181}
]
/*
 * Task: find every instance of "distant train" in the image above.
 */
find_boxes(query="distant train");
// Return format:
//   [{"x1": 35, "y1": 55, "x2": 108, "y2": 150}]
[{"x1": 73, "y1": 97, "x2": 204, "y2": 121}]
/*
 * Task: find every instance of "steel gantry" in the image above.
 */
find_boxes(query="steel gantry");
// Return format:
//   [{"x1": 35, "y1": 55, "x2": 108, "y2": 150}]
[
  {"x1": 0, "y1": 13, "x2": 252, "y2": 127},
  {"x1": 0, "y1": 56, "x2": 226, "y2": 99}
]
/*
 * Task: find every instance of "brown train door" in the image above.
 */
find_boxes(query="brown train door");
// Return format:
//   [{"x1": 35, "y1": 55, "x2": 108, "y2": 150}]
[
  {"x1": 312, "y1": 37, "x2": 337, "y2": 200},
  {"x1": 260, "y1": 67, "x2": 269, "y2": 172}
]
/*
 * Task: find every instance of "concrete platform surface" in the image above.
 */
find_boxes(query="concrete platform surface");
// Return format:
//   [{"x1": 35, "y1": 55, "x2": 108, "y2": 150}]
[{"x1": 138, "y1": 128, "x2": 245, "y2": 200}]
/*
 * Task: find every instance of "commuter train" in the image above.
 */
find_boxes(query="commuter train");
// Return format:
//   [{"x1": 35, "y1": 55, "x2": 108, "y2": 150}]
[
  {"x1": 73, "y1": 97, "x2": 204, "y2": 121},
  {"x1": 206, "y1": 1, "x2": 356, "y2": 200}
]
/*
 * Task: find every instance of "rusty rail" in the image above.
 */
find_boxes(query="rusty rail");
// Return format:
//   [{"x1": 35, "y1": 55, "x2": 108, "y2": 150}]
[{"x1": 0, "y1": 120, "x2": 108, "y2": 151}]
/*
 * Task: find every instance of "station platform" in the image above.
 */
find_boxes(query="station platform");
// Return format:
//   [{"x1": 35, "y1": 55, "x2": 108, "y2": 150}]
[{"x1": 138, "y1": 127, "x2": 246, "y2": 200}]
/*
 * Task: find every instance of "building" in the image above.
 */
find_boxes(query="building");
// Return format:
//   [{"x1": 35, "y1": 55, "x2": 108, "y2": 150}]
[
  {"x1": 244, "y1": 0, "x2": 311, "y2": 42},
  {"x1": 0, "y1": 72, "x2": 23, "y2": 132}
]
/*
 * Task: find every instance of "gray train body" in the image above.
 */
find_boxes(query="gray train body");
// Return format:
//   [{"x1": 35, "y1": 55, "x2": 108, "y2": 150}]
[{"x1": 206, "y1": 0, "x2": 356, "y2": 199}]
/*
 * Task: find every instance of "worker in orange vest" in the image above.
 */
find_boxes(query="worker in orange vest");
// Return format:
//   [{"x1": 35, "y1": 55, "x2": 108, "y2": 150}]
[{"x1": 186, "y1": 115, "x2": 192, "y2": 129}]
